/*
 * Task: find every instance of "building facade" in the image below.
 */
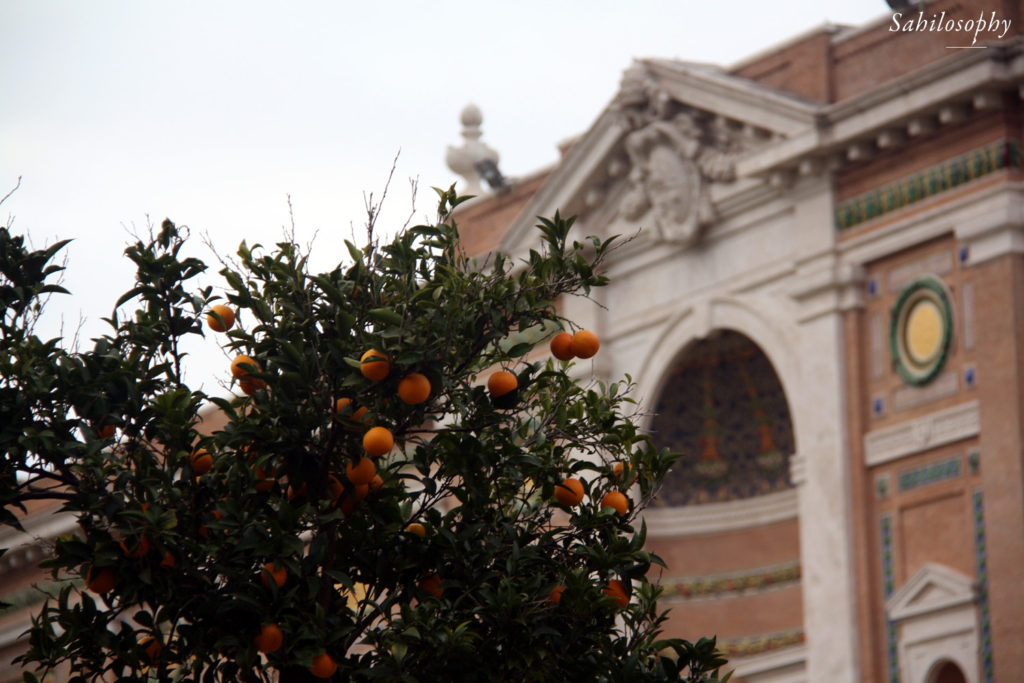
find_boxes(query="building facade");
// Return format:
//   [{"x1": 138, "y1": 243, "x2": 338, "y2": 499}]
[{"x1": 450, "y1": 3, "x2": 1024, "y2": 681}]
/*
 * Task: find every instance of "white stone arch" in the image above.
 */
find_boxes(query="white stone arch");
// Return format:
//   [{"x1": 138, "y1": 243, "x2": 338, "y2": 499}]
[{"x1": 636, "y1": 294, "x2": 802, "y2": 444}]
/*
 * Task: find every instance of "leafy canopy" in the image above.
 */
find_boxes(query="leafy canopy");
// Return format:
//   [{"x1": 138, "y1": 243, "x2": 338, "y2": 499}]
[{"x1": 1, "y1": 187, "x2": 729, "y2": 682}]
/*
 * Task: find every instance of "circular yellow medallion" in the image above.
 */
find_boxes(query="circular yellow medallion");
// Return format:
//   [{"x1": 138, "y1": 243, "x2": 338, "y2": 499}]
[{"x1": 905, "y1": 298, "x2": 943, "y2": 365}]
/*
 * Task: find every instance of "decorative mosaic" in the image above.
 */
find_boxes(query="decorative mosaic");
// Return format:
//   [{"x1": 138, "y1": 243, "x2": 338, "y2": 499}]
[
  {"x1": 719, "y1": 628, "x2": 804, "y2": 658},
  {"x1": 897, "y1": 456, "x2": 962, "y2": 492},
  {"x1": 660, "y1": 560, "x2": 801, "y2": 599},
  {"x1": 836, "y1": 139, "x2": 1022, "y2": 230},
  {"x1": 881, "y1": 514, "x2": 899, "y2": 683},
  {"x1": 973, "y1": 490, "x2": 994, "y2": 683},
  {"x1": 890, "y1": 277, "x2": 953, "y2": 386},
  {"x1": 650, "y1": 331, "x2": 795, "y2": 506}
]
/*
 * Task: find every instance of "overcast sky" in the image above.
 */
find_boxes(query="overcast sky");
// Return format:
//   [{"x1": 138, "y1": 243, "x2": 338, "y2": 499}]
[{"x1": 2, "y1": 0, "x2": 888, "y2": 392}]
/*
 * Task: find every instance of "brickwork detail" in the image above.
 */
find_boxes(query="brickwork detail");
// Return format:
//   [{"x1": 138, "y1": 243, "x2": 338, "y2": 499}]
[{"x1": 835, "y1": 140, "x2": 1022, "y2": 230}]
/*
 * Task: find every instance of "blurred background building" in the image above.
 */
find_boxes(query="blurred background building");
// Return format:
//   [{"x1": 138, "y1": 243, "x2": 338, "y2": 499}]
[{"x1": 447, "y1": 2, "x2": 1024, "y2": 681}]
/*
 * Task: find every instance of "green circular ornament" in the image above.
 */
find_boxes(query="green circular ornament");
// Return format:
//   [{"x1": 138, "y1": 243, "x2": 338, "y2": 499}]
[{"x1": 889, "y1": 277, "x2": 953, "y2": 385}]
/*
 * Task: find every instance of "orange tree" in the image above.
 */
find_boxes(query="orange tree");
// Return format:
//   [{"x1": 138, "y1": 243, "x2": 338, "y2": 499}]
[{"x1": 1, "y1": 187, "x2": 730, "y2": 682}]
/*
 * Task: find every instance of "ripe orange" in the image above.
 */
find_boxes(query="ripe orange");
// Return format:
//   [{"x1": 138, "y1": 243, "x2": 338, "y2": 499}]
[
  {"x1": 86, "y1": 566, "x2": 116, "y2": 594},
  {"x1": 369, "y1": 474, "x2": 384, "y2": 492},
  {"x1": 231, "y1": 355, "x2": 259, "y2": 379},
  {"x1": 206, "y1": 304, "x2": 236, "y2": 332},
  {"x1": 569, "y1": 330, "x2": 600, "y2": 359},
  {"x1": 287, "y1": 482, "x2": 307, "y2": 501},
  {"x1": 398, "y1": 372, "x2": 431, "y2": 404},
  {"x1": 550, "y1": 332, "x2": 575, "y2": 361},
  {"x1": 139, "y1": 635, "x2": 162, "y2": 663},
  {"x1": 604, "y1": 579, "x2": 629, "y2": 608},
  {"x1": 253, "y1": 623, "x2": 284, "y2": 653},
  {"x1": 487, "y1": 370, "x2": 518, "y2": 398},
  {"x1": 547, "y1": 584, "x2": 566, "y2": 605},
  {"x1": 360, "y1": 349, "x2": 391, "y2": 381},
  {"x1": 190, "y1": 449, "x2": 213, "y2": 475},
  {"x1": 239, "y1": 377, "x2": 267, "y2": 395},
  {"x1": 120, "y1": 534, "x2": 150, "y2": 559},
  {"x1": 419, "y1": 573, "x2": 443, "y2": 598},
  {"x1": 363, "y1": 426, "x2": 394, "y2": 458},
  {"x1": 353, "y1": 483, "x2": 370, "y2": 501},
  {"x1": 333, "y1": 397, "x2": 369, "y2": 424},
  {"x1": 327, "y1": 475, "x2": 344, "y2": 501},
  {"x1": 309, "y1": 652, "x2": 338, "y2": 678},
  {"x1": 346, "y1": 457, "x2": 377, "y2": 485},
  {"x1": 601, "y1": 491, "x2": 629, "y2": 516},
  {"x1": 260, "y1": 562, "x2": 286, "y2": 589},
  {"x1": 405, "y1": 522, "x2": 427, "y2": 538},
  {"x1": 254, "y1": 466, "x2": 275, "y2": 492},
  {"x1": 160, "y1": 551, "x2": 176, "y2": 569},
  {"x1": 554, "y1": 478, "x2": 585, "y2": 507},
  {"x1": 613, "y1": 461, "x2": 633, "y2": 483},
  {"x1": 339, "y1": 495, "x2": 358, "y2": 515},
  {"x1": 96, "y1": 423, "x2": 116, "y2": 439}
]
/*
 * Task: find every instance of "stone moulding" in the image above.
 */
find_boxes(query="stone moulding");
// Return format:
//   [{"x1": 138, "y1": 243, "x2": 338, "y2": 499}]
[
  {"x1": 642, "y1": 488, "x2": 798, "y2": 536},
  {"x1": 835, "y1": 139, "x2": 1022, "y2": 231},
  {"x1": 719, "y1": 628, "x2": 805, "y2": 659},
  {"x1": 659, "y1": 560, "x2": 801, "y2": 600},
  {"x1": 864, "y1": 400, "x2": 980, "y2": 467}
]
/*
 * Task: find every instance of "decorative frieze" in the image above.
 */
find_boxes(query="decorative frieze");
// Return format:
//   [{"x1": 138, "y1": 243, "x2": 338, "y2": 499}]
[
  {"x1": 660, "y1": 560, "x2": 801, "y2": 599},
  {"x1": 864, "y1": 401, "x2": 979, "y2": 466},
  {"x1": 897, "y1": 456, "x2": 962, "y2": 492},
  {"x1": 835, "y1": 139, "x2": 1022, "y2": 231},
  {"x1": 720, "y1": 629, "x2": 805, "y2": 659}
]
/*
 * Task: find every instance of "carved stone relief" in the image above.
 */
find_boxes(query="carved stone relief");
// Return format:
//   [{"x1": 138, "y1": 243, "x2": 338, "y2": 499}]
[{"x1": 608, "y1": 64, "x2": 750, "y2": 246}]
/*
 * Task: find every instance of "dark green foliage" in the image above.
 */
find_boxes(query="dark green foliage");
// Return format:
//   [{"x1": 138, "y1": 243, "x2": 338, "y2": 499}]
[{"x1": 1, "y1": 188, "x2": 729, "y2": 681}]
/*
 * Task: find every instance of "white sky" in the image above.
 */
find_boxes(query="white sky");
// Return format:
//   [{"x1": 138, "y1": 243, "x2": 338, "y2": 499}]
[{"x1": 2, "y1": 0, "x2": 888, "y2": 392}]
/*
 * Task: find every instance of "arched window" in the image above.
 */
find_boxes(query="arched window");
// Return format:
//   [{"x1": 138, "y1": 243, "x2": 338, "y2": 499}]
[
  {"x1": 649, "y1": 330, "x2": 795, "y2": 506},
  {"x1": 929, "y1": 660, "x2": 967, "y2": 683}
]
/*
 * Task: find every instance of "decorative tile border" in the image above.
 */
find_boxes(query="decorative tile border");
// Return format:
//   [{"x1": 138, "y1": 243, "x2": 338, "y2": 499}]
[
  {"x1": 881, "y1": 514, "x2": 900, "y2": 683},
  {"x1": 660, "y1": 560, "x2": 801, "y2": 599},
  {"x1": 836, "y1": 139, "x2": 1023, "y2": 231},
  {"x1": 719, "y1": 628, "x2": 805, "y2": 658},
  {"x1": 973, "y1": 490, "x2": 994, "y2": 683},
  {"x1": 897, "y1": 456, "x2": 962, "y2": 492}
]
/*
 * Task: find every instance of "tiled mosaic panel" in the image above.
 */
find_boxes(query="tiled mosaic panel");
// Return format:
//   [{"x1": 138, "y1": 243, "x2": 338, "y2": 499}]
[{"x1": 650, "y1": 331, "x2": 795, "y2": 506}]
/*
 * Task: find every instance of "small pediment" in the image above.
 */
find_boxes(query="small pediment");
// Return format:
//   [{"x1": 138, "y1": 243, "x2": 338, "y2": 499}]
[
  {"x1": 886, "y1": 563, "x2": 977, "y2": 623},
  {"x1": 498, "y1": 59, "x2": 819, "y2": 258}
]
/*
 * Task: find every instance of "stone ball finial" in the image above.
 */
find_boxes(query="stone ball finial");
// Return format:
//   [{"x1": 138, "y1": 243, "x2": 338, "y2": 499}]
[
  {"x1": 460, "y1": 103, "x2": 483, "y2": 128},
  {"x1": 447, "y1": 102, "x2": 500, "y2": 195}
]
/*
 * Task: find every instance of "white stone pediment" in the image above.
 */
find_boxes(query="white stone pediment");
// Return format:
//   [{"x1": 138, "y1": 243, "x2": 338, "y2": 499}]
[
  {"x1": 886, "y1": 563, "x2": 977, "y2": 622},
  {"x1": 498, "y1": 59, "x2": 819, "y2": 258}
]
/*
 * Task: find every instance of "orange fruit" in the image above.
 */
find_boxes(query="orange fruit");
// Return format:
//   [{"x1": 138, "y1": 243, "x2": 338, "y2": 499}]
[
  {"x1": 613, "y1": 461, "x2": 633, "y2": 483},
  {"x1": 327, "y1": 475, "x2": 344, "y2": 501},
  {"x1": 86, "y1": 566, "x2": 116, "y2": 594},
  {"x1": 239, "y1": 377, "x2": 267, "y2": 395},
  {"x1": 601, "y1": 491, "x2": 629, "y2": 516},
  {"x1": 333, "y1": 397, "x2": 369, "y2": 424},
  {"x1": 339, "y1": 495, "x2": 358, "y2": 516},
  {"x1": 398, "y1": 372, "x2": 431, "y2": 404},
  {"x1": 554, "y1": 478, "x2": 585, "y2": 507},
  {"x1": 405, "y1": 522, "x2": 427, "y2": 538},
  {"x1": 569, "y1": 330, "x2": 600, "y2": 359},
  {"x1": 353, "y1": 483, "x2": 370, "y2": 501},
  {"x1": 139, "y1": 636, "x2": 162, "y2": 663},
  {"x1": 345, "y1": 457, "x2": 376, "y2": 485},
  {"x1": 360, "y1": 349, "x2": 391, "y2": 381},
  {"x1": 260, "y1": 562, "x2": 286, "y2": 589},
  {"x1": 190, "y1": 449, "x2": 213, "y2": 475},
  {"x1": 253, "y1": 623, "x2": 284, "y2": 653},
  {"x1": 487, "y1": 370, "x2": 518, "y2": 398},
  {"x1": 309, "y1": 652, "x2": 338, "y2": 678},
  {"x1": 550, "y1": 332, "x2": 575, "y2": 361},
  {"x1": 231, "y1": 355, "x2": 259, "y2": 379},
  {"x1": 254, "y1": 466, "x2": 275, "y2": 492},
  {"x1": 548, "y1": 584, "x2": 566, "y2": 605},
  {"x1": 604, "y1": 579, "x2": 629, "y2": 608},
  {"x1": 369, "y1": 474, "x2": 384, "y2": 492},
  {"x1": 96, "y1": 423, "x2": 116, "y2": 439},
  {"x1": 287, "y1": 482, "x2": 307, "y2": 501},
  {"x1": 206, "y1": 304, "x2": 236, "y2": 332},
  {"x1": 120, "y1": 535, "x2": 150, "y2": 559},
  {"x1": 160, "y1": 551, "x2": 176, "y2": 569},
  {"x1": 419, "y1": 573, "x2": 443, "y2": 598},
  {"x1": 363, "y1": 426, "x2": 394, "y2": 458}
]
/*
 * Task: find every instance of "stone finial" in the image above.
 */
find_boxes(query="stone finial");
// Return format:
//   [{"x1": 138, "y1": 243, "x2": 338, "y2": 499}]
[{"x1": 446, "y1": 103, "x2": 500, "y2": 195}]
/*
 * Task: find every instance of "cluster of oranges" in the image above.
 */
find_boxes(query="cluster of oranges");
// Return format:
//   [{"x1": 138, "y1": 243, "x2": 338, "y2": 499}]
[{"x1": 549, "y1": 329, "x2": 600, "y2": 361}]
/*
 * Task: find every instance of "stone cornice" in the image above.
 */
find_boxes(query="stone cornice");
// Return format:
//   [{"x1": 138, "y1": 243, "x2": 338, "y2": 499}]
[{"x1": 642, "y1": 488, "x2": 798, "y2": 537}]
